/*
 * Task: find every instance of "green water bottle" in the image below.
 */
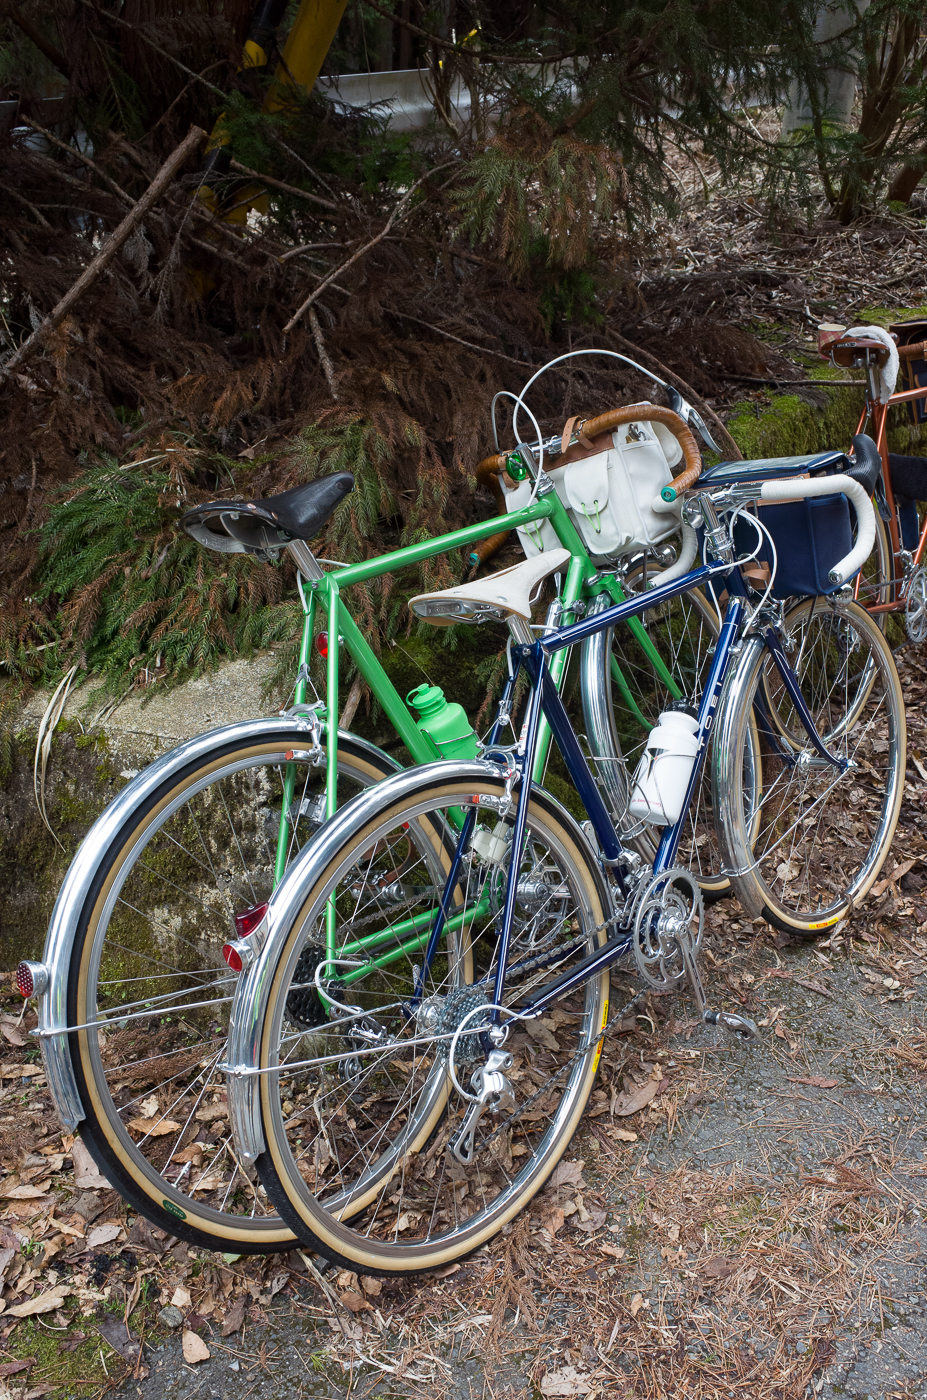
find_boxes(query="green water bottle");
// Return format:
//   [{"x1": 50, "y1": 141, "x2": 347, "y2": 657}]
[{"x1": 407, "y1": 683, "x2": 478, "y2": 762}]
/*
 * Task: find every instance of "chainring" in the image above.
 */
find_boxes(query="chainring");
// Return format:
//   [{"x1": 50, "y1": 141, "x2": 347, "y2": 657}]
[
  {"x1": 630, "y1": 867, "x2": 704, "y2": 991},
  {"x1": 906, "y1": 566, "x2": 927, "y2": 644}
]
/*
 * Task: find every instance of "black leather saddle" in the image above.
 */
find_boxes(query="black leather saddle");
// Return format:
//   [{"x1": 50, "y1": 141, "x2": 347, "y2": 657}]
[{"x1": 181, "y1": 473, "x2": 354, "y2": 556}]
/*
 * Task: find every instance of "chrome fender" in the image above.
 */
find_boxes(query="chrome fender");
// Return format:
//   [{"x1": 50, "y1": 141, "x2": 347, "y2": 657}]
[{"x1": 34, "y1": 717, "x2": 399, "y2": 1132}]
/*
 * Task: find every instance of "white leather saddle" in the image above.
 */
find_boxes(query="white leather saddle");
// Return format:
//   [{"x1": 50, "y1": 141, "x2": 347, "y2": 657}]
[{"x1": 410, "y1": 548, "x2": 572, "y2": 627}]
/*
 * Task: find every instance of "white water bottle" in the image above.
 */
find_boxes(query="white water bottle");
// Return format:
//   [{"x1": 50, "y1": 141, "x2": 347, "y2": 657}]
[{"x1": 628, "y1": 708, "x2": 700, "y2": 826}]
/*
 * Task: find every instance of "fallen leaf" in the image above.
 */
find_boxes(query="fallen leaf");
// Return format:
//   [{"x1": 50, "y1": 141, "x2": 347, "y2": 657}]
[
  {"x1": 524, "y1": 1019, "x2": 560, "y2": 1051},
  {"x1": 872, "y1": 857, "x2": 917, "y2": 897},
  {"x1": 8, "y1": 1285, "x2": 71, "y2": 1318},
  {"x1": 128, "y1": 1118, "x2": 181, "y2": 1138},
  {"x1": 0, "y1": 1027, "x2": 26, "y2": 1048},
  {"x1": 0, "y1": 1185, "x2": 49, "y2": 1200},
  {"x1": 193, "y1": 1104, "x2": 228, "y2": 1123},
  {"x1": 540, "y1": 1365, "x2": 591, "y2": 1396},
  {"x1": 170, "y1": 1146, "x2": 203, "y2": 1166},
  {"x1": 220, "y1": 1297, "x2": 245, "y2": 1337},
  {"x1": 612, "y1": 1080, "x2": 660, "y2": 1117},
  {"x1": 181, "y1": 1330, "x2": 210, "y2": 1364},
  {"x1": 338, "y1": 1290, "x2": 369, "y2": 1313},
  {"x1": 795, "y1": 978, "x2": 833, "y2": 998},
  {"x1": 86, "y1": 1223, "x2": 123, "y2": 1250},
  {"x1": 599, "y1": 1243, "x2": 625, "y2": 1260},
  {"x1": 71, "y1": 1142, "x2": 111, "y2": 1190},
  {"x1": 0, "y1": 1360, "x2": 31, "y2": 1379},
  {"x1": 360, "y1": 1276, "x2": 382, "y2": 1296},
  {"x1": 138, "y1": 1095, "x2": 159, "y2": 1119},
  {"x1": 702, "y1": 1257, "x2": 737, "y2": 1278},
  {"x1": 548, "y1": 1160, "x2": 585, "y2": 1191},
  {"x1": 629, "y1": 1293, "x2": 646, "y2": 1316},
  {"x1": 788, "y1": 1076, "x2": 839, "y2": 1089},
  {"x1": 611, "y1": 1129, "x2": 637, "y2": 1142},
  {"x1": 171, "y1": 1286, "x2": 192, "y2": 1310},
  {"x1": 97, "y1": 1314, "x2": 142, "y2": 1364}
]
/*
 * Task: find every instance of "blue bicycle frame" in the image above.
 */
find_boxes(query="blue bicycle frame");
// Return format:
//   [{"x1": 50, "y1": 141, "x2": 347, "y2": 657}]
[{"x1": 422, "y1": 558, "x2": 852, "y2": 1027}]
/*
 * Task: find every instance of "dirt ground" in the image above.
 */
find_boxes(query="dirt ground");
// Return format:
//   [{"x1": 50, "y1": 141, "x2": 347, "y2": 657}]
[{"x1": 0, "y1": 646, "x2": 921, "y2": 1399}]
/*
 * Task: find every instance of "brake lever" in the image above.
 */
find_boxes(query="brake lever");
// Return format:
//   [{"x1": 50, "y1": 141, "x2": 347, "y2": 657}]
[{"x1": 665, "y1": 386, "x2": 722, "y2": 457}]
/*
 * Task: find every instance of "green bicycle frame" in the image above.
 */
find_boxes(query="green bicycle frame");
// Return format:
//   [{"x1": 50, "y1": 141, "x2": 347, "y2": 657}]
[{"x1": 271, "y1": 478, "x2": 684, "y2": 976}]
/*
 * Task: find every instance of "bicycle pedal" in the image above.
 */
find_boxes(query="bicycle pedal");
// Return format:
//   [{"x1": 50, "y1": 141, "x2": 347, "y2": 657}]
[{"x1": 703, "y1": 1009, "x2": 759, "y2": 1041}]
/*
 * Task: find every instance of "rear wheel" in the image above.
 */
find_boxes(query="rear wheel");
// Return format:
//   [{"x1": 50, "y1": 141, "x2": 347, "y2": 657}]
[
  {"x1": 66, "y1": 728, "x2": 398, "y2": 1252},
  {"x1": 254, "y1": 770, "x2": 610, "y2": 1275},
  {"x1": 713, "y1": 600, "x2": 904, "y2": 939}
]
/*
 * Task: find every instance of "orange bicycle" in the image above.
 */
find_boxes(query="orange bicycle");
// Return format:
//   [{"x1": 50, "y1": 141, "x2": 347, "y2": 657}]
[{"x1": 822, "y1": 323, "x2": 927, "y2": 642}]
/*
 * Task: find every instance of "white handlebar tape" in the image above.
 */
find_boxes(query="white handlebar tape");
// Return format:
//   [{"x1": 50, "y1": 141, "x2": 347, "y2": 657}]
[{"x1": 759, "y1": 473, "x2": 875, "y2": 586}]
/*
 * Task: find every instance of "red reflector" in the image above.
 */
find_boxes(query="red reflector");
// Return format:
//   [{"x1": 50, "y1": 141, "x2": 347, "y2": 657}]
[
  {"x1": 234, "y1": 901, "x2": 268, "y2": 938},
  {"x1": 222, "y1": 944, "x2": 244, "y2": 973},
  {"x1": 15, "y1": 964, "x2": 33, "y2": 998},
  {"x1": 316, "y1": 632, "x2": 329, "y2": 658}
]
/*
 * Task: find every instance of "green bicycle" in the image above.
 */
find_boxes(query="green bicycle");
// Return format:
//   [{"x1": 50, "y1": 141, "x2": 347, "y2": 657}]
[{"x1": 26, "y1": 378, "x2": 740, "y2": 1252}]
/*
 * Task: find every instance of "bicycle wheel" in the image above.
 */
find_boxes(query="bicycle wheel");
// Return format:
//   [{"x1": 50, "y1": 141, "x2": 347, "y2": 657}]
[
  {"x1": 581, "y1": 566, "x2": 759, "y2": 897},
  {"x1": 253, "y1": 768, "x2": 610, "y2": 1275},
  {"x1": 713, "y1": 599, "x2": 905, "y2": 938},
  {"x1": 66, "y1": 726, "x2": 399, "y2": 1253}
]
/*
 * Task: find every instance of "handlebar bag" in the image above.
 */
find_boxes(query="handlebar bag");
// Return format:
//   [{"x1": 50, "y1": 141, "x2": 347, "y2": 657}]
[
  {"x1": 733, "y1": 493, "x2": 854, "y2": 600},
  {"x1": 501, "y1": 418, "x2": 677, "y2": 564}
]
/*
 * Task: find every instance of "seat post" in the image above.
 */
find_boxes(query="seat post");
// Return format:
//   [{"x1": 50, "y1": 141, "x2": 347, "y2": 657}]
[{"x1": 286, "y1": 540, "x2": 324, "y2": 579}]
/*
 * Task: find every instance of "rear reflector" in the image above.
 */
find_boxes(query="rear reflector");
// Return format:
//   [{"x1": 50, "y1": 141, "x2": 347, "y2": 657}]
[
  {"x1": 15, "y1": 962, "x2": 48, "y2": 998},
  {"x1": 233, "y1": 902, "x2": 268, "y2": 939},
  {"x1": 222, "y1": 943, "x2": 244, "y2": 973}
]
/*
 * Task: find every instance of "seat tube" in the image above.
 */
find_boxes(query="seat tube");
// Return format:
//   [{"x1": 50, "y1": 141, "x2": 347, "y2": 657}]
[{"x1": 274, "y1": 586, "x2": 317, "y2": 887}]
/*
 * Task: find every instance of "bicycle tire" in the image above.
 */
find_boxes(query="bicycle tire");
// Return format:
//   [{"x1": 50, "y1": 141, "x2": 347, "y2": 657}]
[
  {"x1": 253, "y1": 768, "x2": 610, "y2": 1275},
  {"x1": 580, "y1": 568, "x2": 759, "y2": 897},
  {"x1": 713, "y1": 599, "x2": 905, "y2": 939},
  {"x1": 66, "y1": 726, "x2": 399, "y2": 1253}
]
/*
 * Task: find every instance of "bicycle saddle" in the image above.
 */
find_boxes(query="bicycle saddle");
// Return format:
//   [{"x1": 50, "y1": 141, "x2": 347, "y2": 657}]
[
  {"x1": 830, "y1": 334, "x2": 891, "y2": 368},
  {"x1": 411, "y1": 548, "x2": 572, "y2": 626},
  {"x1": 181, "y1": 473, "x2": 354, "y2": 555}
]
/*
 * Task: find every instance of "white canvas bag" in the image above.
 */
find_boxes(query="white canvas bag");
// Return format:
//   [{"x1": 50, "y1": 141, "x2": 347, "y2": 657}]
[{"x1": 502, "y1": 409, "x2": 683, "y2": 565}]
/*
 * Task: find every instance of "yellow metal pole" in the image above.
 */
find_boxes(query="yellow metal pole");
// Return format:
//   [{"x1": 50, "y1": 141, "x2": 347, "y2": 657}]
[
  {"x1": 266, "y1": 0, "x2": 350, "y2": 111},
  {"x1": 200, "y1": 0, "x2": 350, "y2": 220}
]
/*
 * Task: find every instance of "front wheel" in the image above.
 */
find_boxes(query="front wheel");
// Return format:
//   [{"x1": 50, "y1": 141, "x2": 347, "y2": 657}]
[
  {"x1": 66, "y1": 726, "x2": 399, "y2": 1253},
  {"x1": 713, "y1": 599, "x2": 905, "y2": 938},
  {"x1": 254, "y1": 768, "x2": 611, "y2": 1275}
]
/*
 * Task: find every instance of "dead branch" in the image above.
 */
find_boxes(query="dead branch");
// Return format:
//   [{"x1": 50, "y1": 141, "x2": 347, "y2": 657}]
[
  {"x1": 228, "y1": 160, "x2": 342, "y2": 214},
  {"x1": 283, "y1": 163, "x2": 457, "y2": 335},
  {"x1": 0, "y1": 125, "x2": 207, "y2": 383},
  {"x1": 393, "y1": 311, "x2": 536, "y2": 368}
]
